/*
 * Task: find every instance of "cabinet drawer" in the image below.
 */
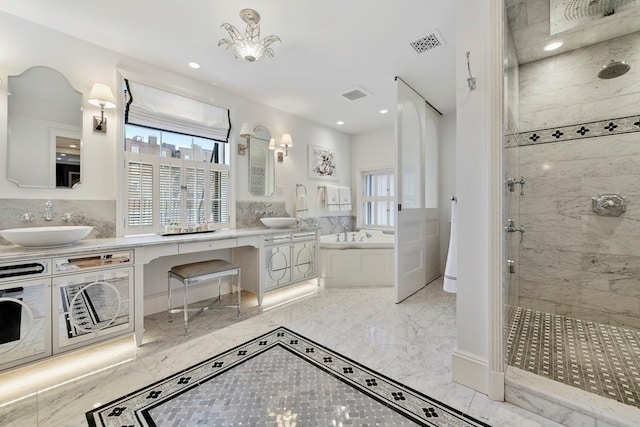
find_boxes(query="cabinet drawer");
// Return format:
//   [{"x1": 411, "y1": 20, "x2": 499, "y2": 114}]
[
  {"x1": 178, "y1": 238, "x2": 237, "y2": 254},
  {"x1": 54, "y1": 251, "x2": 133, "y2": 274}
]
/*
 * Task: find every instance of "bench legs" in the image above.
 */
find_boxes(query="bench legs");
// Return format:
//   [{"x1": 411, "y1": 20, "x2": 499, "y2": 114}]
[{"x1": 168, "y1": 270, "x2": 241, "y2": 335}]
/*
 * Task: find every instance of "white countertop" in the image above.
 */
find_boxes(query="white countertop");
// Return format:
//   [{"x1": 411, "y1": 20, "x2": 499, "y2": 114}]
[{"x1": 0, "y1": 227, "x2": 318, "y2": 261}]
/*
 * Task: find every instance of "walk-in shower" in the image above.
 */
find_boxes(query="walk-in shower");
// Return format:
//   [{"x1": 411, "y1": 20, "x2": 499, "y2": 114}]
[{"x1": 504, "y1": 0, "x2": 640, "y2": 420}]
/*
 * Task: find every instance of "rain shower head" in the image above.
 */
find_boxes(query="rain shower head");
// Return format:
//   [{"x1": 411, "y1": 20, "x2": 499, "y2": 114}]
[{"x1": 597, "y1": 60, "x2": 631, "y2": 79}]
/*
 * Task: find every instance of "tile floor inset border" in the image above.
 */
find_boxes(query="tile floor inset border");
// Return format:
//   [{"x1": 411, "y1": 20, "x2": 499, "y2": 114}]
[{"x1": 87, "y1": 326, "x2": 491, "y2": 427}]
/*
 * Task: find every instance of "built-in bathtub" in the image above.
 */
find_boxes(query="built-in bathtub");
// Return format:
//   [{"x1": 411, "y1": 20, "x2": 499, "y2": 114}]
[{"x1": 319, "y1": 230, "x2": 394, "y2": 287}]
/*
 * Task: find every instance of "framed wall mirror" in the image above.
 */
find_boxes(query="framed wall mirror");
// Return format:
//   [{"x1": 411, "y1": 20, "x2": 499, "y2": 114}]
[
  {"x1": 7, "y1": 66, "x2": 82, "y2": 189},
  {"x1": 249, "y1": 125, "x2": 275, "y2": 196}
]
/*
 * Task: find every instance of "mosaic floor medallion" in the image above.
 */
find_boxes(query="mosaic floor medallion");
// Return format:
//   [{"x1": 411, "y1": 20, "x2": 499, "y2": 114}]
[{"x1": 86, "y1": 327, "x2": 490, "y2": 426}]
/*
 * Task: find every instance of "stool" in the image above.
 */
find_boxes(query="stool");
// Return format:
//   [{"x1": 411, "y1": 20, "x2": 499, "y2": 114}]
[{"x1": 168, "y1": 259, "x2": 241, "y2": 335}]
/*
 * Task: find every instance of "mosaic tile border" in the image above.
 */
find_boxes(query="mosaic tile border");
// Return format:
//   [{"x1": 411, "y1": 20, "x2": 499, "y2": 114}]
[
  {"x1": 506, "y1": 114, "x2": 640, "y2": 147},
  {"x1": 507, "y1": 306, "x2": 640, "y2": 408},
  {"x1": 86, "y1": 327, "x2": 490, "y2": 427}
]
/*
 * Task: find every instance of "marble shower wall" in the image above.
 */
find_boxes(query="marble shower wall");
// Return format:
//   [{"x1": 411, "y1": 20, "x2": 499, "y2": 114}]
[
  {"x1": 0, "y1": 199, "x2": 116, "y2": 245},
  {"x1": 507, "y1": 31, "x2": 640, "y2": 329}
]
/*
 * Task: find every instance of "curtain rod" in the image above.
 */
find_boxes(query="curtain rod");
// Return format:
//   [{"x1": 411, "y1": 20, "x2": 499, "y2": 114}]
[{"x1": 394, "y1": 76, "x2": 443, "y2": 116}]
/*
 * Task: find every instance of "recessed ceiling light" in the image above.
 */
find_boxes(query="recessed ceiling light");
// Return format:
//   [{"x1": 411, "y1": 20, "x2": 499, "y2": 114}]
[
  {"x1": 379, "y1": 109, "x2": 388, "y2": 114},
  {"x1": 188, "y1": 62, "x2": 200, "y2": 69},
  {"x1": 336, "y1": 121, "x2": 344, "y2": 125},
  {"x1": 543, "y1": 41, "x2": 563, "y2": 51}
]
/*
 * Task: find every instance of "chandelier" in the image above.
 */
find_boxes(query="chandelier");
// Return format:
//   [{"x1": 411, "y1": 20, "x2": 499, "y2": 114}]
[{"x1": 218, "y1": 8, "x2": 281, "y2": 62}]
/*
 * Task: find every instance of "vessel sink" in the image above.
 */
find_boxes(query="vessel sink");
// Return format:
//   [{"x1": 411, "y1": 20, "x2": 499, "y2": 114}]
[
  {"x1": 260, "y1": 217, "x2": 297, "y2": 228},
  {"x1": 0, "y1": 226, "x2": 93, "y2": 248}
]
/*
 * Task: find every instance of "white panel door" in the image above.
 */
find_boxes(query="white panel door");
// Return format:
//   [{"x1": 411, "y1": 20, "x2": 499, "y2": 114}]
[
  {"x1": 394, "y1": 80, "x2": 441, "y2": 302},
  {"x1": 395, "y1": 97, "x2": 427, "y2": 302}
]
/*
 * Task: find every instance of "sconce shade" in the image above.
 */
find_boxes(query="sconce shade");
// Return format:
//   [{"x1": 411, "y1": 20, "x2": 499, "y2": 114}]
[
  {"x1": 88, "y1": 83, "x2": 116, "y2": 109},
  {"x1": 268, "y1": 138, "x2": 275, "y2": 150},
  {"x1": 239, "y1": 122, "x2": 253, "y2": 138},
  {"x1": 280, "y1": 133, "x2": 293, "y2": 148}
]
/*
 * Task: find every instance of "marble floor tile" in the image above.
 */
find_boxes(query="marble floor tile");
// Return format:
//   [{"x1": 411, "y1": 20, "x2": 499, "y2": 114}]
[{"x1": 0, "y1": 277, "x2": 604, "y2": 426}]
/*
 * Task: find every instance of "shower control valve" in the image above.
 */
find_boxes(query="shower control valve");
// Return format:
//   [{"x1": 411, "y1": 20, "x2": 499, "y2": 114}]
[{"x1": 592, "y1": 193, "x2": 627, "y2": 217}]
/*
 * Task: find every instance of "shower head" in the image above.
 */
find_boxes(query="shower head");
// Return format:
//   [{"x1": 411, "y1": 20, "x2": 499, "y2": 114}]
[{"x1": 597, "y1": 60, "x2": 631, "y2": 79}]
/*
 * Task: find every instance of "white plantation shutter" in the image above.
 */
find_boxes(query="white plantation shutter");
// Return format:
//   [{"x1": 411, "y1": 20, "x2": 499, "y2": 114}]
[
  {"x1": 185, "y1": 165, "x2": 207, "y2": 225},
  {"x1": 159, "y1": 163, "x2": 182, "y2": 225},
  {"x1": 127, "y1": 161, "x2": 153, "y2": 227},
  {"x1": 210, "y1": 169, "x2": 229, "y2": 224},
  {"x1": 363, "y1": 169, "x2": 395, "y2": 229}
]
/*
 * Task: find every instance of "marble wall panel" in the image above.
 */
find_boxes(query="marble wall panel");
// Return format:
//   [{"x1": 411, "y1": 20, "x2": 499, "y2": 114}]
[
  {"x1": 0, "y1": 199, "x2": 115, "y2": 245},
  {"x1": 234, "y1": 200, "x2": 354, "y2": 235}
]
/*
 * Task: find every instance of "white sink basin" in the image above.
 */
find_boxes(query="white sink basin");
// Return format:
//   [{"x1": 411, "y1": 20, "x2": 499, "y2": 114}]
[
  {"x1": 260, "y1": 217, "x2": 296, "y2": 228},
  {"x1": 0, "y1": 226, "x2": 93, "y2": 248}
]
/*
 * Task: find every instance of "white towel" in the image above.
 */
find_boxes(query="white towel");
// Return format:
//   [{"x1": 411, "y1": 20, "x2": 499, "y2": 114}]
[
  {"x1": 325, "y1": 185, "x2": 340, "y2": 211},
  {"x1": 443, "y1": 198, "x2": 458, "y2": 293},
  {"x1": 295, "y1": 194, "x2": 309, "y2": 218},
  {"x1": 338, "y1": 186, "x2": 352, "y2": 211}
]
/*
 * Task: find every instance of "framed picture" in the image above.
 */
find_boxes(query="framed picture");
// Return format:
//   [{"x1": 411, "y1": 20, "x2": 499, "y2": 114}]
[{"x1": 308, "y1": 145, "x2": 338, "y2": 179}]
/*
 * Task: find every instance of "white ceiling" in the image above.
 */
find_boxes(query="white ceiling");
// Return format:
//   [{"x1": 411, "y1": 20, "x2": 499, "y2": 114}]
[{"x1": 0, "y1": 0, "x2": 456, "y2": 135}]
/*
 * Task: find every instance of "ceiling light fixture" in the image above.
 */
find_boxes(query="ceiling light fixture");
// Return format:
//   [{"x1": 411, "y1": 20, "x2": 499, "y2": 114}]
[
  {"x1": 188, "y1": 62, "x2": 200, "y2": 69},
  {"x1": 336, "y1": 121, "x2": 344, "y2": 125},
  {"x1": 218, "y1": 8, "x2": 281, "y2": 62},
  {"x1": 543, "y1": 41, "x2": 563, "y2": 51},
  {"x1": 379, "y1": 109, "x2": 388, "y2": 114}
]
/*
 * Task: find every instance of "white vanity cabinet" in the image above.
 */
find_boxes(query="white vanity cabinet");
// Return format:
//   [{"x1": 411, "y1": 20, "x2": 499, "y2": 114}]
[
  {"x1": 52, "y1": 251, "x2": 134, "y2": 352},
  {"x1": 0, "y1": 260, "x2": 52, "y2": 371},
  {"x1": 0, "y1": 251, "x2": 134, "y2": 371},
  {"x1": 263, "y1": 231, "x2": 318, "y2": 291},
  {"x1": 233, "y1": 229, "x2": 319, "y2": 305}
]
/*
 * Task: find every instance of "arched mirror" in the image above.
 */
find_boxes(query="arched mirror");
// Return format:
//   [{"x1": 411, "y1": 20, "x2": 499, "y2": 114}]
[
  {"x1": 7, "y1": 66, "x2": 82, "y2": 188},
  {"x1": 249, "y1": 125, "x2": 275, "y2": 196}
]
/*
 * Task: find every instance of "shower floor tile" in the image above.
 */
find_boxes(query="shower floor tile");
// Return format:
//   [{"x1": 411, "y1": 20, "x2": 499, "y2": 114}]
[{"x1": 507, "y1": 306, "x2": 640, "y2": 408}]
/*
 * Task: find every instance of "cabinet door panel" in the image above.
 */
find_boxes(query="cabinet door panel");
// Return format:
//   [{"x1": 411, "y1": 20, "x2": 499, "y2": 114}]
[
  {"x1": 264, "y1": 245, "x2": 291, "y2": 290},
  {"x1": 53, "y1": 267, "x2": 133, "y2": 351},
  {"x1": 0, "y1": 279, "x2": 51, "y2": 370},
  {"x1": 292, "y1": 240, "x2": 316, "y2": 282}
]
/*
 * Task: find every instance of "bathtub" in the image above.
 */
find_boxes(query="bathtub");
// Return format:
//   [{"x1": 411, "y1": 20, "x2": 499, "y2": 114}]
[{"x1": 319, "y1": 230, "x2": 394, "y2": 287}]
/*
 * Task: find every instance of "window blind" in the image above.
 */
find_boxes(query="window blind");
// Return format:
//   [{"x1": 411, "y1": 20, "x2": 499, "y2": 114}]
[{"x1": 125, "y1": 79, "x2": 231, "y2": 143}]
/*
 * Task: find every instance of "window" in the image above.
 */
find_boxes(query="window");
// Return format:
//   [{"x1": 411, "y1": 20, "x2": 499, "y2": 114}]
[
  {"x1": 122, "y1": 80, "x2": 231, "y2": 235},
  {"x1": 362, "y1": 169, "x2": 395, "y2": 229}
]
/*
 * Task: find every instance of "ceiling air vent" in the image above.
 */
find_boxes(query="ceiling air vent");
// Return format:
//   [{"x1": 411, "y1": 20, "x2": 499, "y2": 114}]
[
  {"x1": 340, "y1": 85, "x2": 372, "y2": 101},
  {"x1": 410, "y1": 30, "x2": 446, "y2": 54}
]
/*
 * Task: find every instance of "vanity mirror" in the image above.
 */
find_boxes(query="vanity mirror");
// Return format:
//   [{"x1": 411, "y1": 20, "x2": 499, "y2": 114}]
[
  {"x1": 249, "y1": 125, "x2": 275, "y2": 196},
  {"x1": 7, "y1": 66, "x2": 82, "y2": 188}
]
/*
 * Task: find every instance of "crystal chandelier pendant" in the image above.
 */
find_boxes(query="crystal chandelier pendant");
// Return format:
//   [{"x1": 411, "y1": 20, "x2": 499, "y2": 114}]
[{"x1": 218, "y1": 8, "x2": 281, "y2": 62}]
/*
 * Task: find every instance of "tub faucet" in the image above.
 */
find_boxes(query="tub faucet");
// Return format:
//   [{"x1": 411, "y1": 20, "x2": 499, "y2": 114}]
[
  {"x1": 341, "y1": 224, "x2": 348, "y2": 242},
  {"x1": 43, "y1": 200, "x2": 53, "y2": 221}
]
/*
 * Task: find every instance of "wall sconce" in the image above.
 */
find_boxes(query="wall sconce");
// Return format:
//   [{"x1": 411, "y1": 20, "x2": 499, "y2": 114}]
[
  {"x1": 238, "y1": 122, "x2": 253, "y2": 155},
  {"x1": 88, "y1": 83, "x2": 116, "y2": 133},
  {"x1": 280, "y1": 133, "x2": 293, "y2": 156}
]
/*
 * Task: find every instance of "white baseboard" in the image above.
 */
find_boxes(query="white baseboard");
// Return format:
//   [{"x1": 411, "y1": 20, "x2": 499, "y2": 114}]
[
  {"x1": 488, "y1": 369, "x2": 505, "y2": 400},
  {"x1": 452, "y1": 348, "x2": 488, "y2": 394}
]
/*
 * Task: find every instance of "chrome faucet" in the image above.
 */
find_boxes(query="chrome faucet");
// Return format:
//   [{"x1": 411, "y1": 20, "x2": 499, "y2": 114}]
[
  {"x1": 255, "y1": 203, "x2": 276, "y2": 216},
  {"x1": 342, "y1": 224, "x2": 348, "y2": 242},
  {"x1": 43, "y1": 200, "x2": 53, "y2": 221}
]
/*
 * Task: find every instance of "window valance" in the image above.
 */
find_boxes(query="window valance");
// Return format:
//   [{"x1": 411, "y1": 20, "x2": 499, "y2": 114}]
[{"x1": 124, "y1": 79, "x2": 231, "y2": 142}]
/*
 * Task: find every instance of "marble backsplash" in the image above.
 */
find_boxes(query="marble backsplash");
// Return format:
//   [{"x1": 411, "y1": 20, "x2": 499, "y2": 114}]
[
  {"x1": 235, "y1": 201, "x2": 354, "y2": 235},
  {"x1": 0, "y1": 199, "x2": 116, "y2": 245}
]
